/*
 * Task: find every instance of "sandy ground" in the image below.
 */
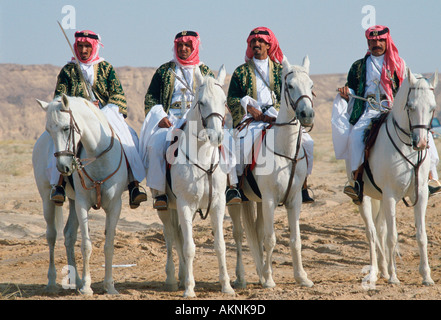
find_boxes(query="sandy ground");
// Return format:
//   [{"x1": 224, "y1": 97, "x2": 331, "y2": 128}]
[{"x1": 1, "y1": 132, "x2": 441, "y2": 304}]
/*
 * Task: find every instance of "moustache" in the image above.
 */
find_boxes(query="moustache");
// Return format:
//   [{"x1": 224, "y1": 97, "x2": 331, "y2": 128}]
[{"x1": 372, "y1": 46, "x2": 382, "y2": 51}]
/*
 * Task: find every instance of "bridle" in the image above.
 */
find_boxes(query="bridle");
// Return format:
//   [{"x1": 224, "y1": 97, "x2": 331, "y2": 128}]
[
  {"x1": 262, "y1": 70, "x2": 314, "y2": 205},
  {"x1": 178, "y1": 82, "x2": 225, "y2": 220},
  {"x1": 279, "y1": 70, "x2": 315, "y2": 131},
  {"x1": 53, "y1": 105, "x2": 123, "y2": 209},
  {"x1": 385, "y1": 84, "x2": 435, "y2": 207},
  {"x1": 195, "y1": 83, "x2": 226, "y2": 128}
]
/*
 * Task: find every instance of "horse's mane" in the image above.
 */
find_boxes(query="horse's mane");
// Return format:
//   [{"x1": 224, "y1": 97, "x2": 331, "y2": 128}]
[
  {"x1": 196, "y1": 76, "x2": 219, "y2": 97},
  {"x1": 392, "y1": 73, "x2": 431, "y2": 110},
  {"x1": 48, "y1": 96, "x2": 110, "y2": 129}
]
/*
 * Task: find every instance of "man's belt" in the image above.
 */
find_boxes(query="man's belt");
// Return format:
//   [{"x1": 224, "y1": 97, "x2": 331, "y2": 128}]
[
  {"x1": 366, "y1": 94, "x2": 387, "y2": 101},
  {"x1": 261, "y1": 105, "x2": 273, "y2": 114},
  {"x1": 170, "y1": 101, "x2": 191, "y2": 109}
]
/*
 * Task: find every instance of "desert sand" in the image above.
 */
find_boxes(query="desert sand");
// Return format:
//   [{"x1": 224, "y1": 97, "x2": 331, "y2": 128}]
[{"x1": 1, "y1": 132, "x2": 441, "y2": 303}]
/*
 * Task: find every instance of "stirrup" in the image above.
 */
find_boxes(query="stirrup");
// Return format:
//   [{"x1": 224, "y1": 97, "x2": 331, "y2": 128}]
[
  {"x1": 343, "y1": 181, "x2": 362, "y2": 205},
  {"x1": 129, "y1": 185, "x2": 147, "y2": 209},
  {"x1": 226, "y1": 188, "x2": 242, "y2": 206},
  {"x1": 153, "y1": 194, "x2": 168, "y2": 211},
  {"x1": 50, "y1": 185, "x2": 65, "y2": 206}
]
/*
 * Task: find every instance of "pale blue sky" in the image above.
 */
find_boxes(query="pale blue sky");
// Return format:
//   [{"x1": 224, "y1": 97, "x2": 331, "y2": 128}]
[{"x1": 1, "y1": 0, "x2": 440, "y2": 75}]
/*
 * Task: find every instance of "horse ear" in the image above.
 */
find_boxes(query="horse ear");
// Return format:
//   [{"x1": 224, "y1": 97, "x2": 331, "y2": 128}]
[
  {"x1": 195, "y1": 67, "x2": 204, "y2": 87},
  {"x1": 36, "y1": 99, "x2": 49, "y2": 112},
  {"x1": 282, "y1": 55, "x2": 290, "y2": 70},
  {"x1": 429, "y1": 70, "x2": 438, "y2": 89},
  {"x1": 217, "y1": 64, "x2": 226, "y2": 85},
  {"x1": 60, "y1": 93, "x2": 70, "y2": 111},
  {"x1": 407, "y1": 67, "x2": 417, "y2": 86},
  {"x1": 302, "y1": 55, "x2": 310, "y2": 74}
]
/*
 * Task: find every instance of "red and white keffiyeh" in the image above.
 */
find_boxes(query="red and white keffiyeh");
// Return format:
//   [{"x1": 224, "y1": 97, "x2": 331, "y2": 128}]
[
  {"x1": 365, "y1": 25, "x2": 405, "y2": 101},
  {"x1": 173, "y1": 31, "x2": 200, "y2": 66},
  {"x1": 245, "y1": 27, "x2": 283, "y2": 64},
  {"x1": 73, "y1": 30, "x2": 104, "y2": 65}
]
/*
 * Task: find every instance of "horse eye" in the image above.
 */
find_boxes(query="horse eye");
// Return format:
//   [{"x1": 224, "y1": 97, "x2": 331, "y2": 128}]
[
  {"x1": 63, "y1": 126, "x2": 70, "y2": 132},
  {"x1": 288, "y1": 84, "x2": 294, "y2": 89}
]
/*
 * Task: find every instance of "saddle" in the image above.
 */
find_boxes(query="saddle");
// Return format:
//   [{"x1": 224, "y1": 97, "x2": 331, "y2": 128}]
[{"x1": 238, "y1": 122, "x2": 274, "y2": 200}]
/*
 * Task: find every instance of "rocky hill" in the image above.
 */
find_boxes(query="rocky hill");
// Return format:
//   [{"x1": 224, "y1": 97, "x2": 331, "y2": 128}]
[{"x1": 0, "y1": 64, "x2": 439, "y2": 141}]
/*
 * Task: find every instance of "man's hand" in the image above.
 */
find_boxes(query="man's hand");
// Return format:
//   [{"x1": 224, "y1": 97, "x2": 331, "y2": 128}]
[
  {"x1": 337, "y1": 86, "x2": 350, "y2": 102},
  {"x1": 247, "y1": 105, "x2": 264, "y2": 121},
  {"x1": 158, "y1": 117, "x2": 172, "y2": 128},
  {"x1": 92, "y1": 100, "x2": 100, "y2": 108}
]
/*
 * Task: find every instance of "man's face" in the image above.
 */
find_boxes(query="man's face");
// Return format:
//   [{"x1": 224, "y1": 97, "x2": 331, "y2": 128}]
[
  {"x1": 77, "y1": 41, "x2": 93, "y2": 61},
  {"x1": 176, "y1": 40, "x2": 193, "y2": 60},
  {"x1": 250, "y1": 38, "x2": 270, "y2": 60},
  {"x1": 368, "y1": 38, "x2": 387, "y2": 56}
]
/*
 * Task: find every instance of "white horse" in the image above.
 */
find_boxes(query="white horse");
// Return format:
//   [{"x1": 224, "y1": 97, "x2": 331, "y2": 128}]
[
  {"x1": 229, "y1": 56, "x2": 315, "y2": 289},
  {"x1": 352, "y1": 69, "x2": 438, "y2": 287},
  {"x1": 32, "y1": 94, "x2": 127, "y2": 295},
  {"x1": 156, "y1": 65, "x2": 235, "y2": 298}
]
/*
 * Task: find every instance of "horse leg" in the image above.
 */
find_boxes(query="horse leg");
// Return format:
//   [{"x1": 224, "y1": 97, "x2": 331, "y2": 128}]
[
  {"x1": 63, "y1": 199, "x2": 82, "y2": 289},
  {"x1": 373, "y1": 200, "x2": 389, "y2": 279},
  {"x1": 383, "y1": 196, "x2": 400, "y2": 285},
  {"x1": 103, "y1": 200, "x2": 122, "y2": 295},
  {"x1": 358, "y1": 196, "x2": 379, "y2": 288},
  {"x1": 43, "y1": 199, "x2": 59, "y2": 293},
  {"x1": 210, "y1": 206, "x2": 235, "y2": 296},
  {"x1": 414, "y1": 193, "x2": 434, "y2": 286},
  {"x1": 228, "y1": 204, "x2": 247, "y2": 289},
  {"x1": 158, "y1": 209, "x2": 179, "y2": 291},
  {"x1": 286, "y1": 196, "x2": 313, "y2": 287},
  {"x1": 76, "y1": 205, "x2": 94, "y2": 295},
  {"x1": 177, "y1": 204, "x2": 196, "y2": 298},
  {"x1": 261, "y1": 199, "x2": 277, "y2": 288}
]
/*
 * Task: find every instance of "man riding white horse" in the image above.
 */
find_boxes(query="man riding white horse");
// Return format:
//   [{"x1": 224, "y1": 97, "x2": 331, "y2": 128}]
[
  {"x1": 227, "y1": 26, "x2": 315, "y2": 203},
  {"x1": 141, "y1": 30, "x2": 240, "y2": 209},
  {"x1": 50, "y1": 29, "x2": 147, "y2": 209},
  {"x1": 336, "y1": 25, "x2": 440, "y2": 204}
]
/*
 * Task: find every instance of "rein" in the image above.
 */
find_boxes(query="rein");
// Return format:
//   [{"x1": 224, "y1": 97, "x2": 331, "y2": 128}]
[
  {"x1": 386, "y1": 116, "x2": 428, "y2": 207},
  {"x1": 386, "y1": 85, "x2": 434, "y2": 207},
  {"x1": 283, "y1": 70, "x2": 315, "y2": 132},
  {"x1": 265, "y1": 125, "x2": 305, "y2": 206},
  {"x1": 54, "y1": 107, "x2": 124, "y2": 209},
  {"x1": 177, "y1": 83, "x2": 225, "y2": 219},
  {"x1": 359, "y1": 83, "x2": 434, "y2": 207}
]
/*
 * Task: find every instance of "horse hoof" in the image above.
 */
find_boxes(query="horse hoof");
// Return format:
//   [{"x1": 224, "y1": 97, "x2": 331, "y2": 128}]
[
  {"x1": 423, "y1": 278, "x2": 435, "y2": 286},
  {"x1": 165, "y1": 283, "x2": 179, "y2": 292},
  {"x1": 222, "y1": 286, "x2": 236, "y2": 296},
  {"x1": 105, "y1": 287, "x2": 119, "y2": 295},
  {"x1": 233, "y1": 279, "x2": 247, "y2": 289},
  {"x1": 79, "y1": 287, "x2": 94, "y2": 296},
  {"x1": 298, "y1": 279, "x2": 314, "y2": 288},
  {"x1": 183, "y1": 290, "x2": 196, "y2": 298},
  {"x1": 263, "y1": 280, "x2": 276, "y2": 288},
  {"x1": 388, "y1": 277, "x2": 400, "y2": 285},
  {"x1": 44, "y1": 284, "x2": 59, "y2": 294}
]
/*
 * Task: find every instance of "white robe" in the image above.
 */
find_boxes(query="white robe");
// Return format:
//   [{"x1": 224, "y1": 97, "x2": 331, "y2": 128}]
[
  {"x1": 235, "y1": 57, "x2": 314, "y2": 177},
  {"x1": 47, "y1": 62, "x2": 145, "y2": 185},
  {"x1": 139, "y1": 65, "x2": 237, "y2": 194},
  {"x1": 331, "y1": 89, "x2": 439, "y2": 181}
]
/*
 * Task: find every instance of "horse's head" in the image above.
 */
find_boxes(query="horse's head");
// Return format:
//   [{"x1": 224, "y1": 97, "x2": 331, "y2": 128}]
[
  {"x1": 37, "y1": 94, "x2": 81, "y2": 176},
  {"x1": 281, "y1": 56, "x2": 315, "y2": 128},
  {"x1": 192, "y1": 65, "x2": 227, "y2": 147},
  {"x1": 403, "y1": 68, "x2": 438, "y2": 150}
]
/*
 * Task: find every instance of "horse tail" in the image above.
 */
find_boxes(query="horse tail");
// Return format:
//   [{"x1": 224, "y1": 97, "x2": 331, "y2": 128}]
[{"x1": 241, "y1": 201, "x2": 264, "y2": 283}]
